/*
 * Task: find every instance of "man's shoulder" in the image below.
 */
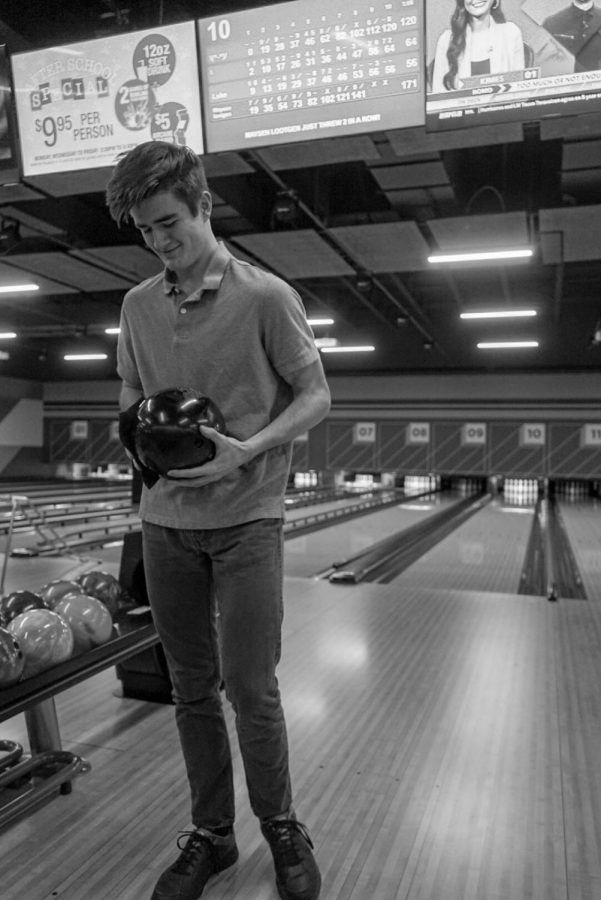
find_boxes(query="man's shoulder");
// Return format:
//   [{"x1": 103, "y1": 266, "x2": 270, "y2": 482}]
[
  {"x1": 543, "y1": 6, "x2": 575, "y2": 30},
  {"x1": 227, "y1": 253, "x2": 291, "y2": 296},
  {"x1": 123, "y1": 270, "x2": 165, "y2": 303}
]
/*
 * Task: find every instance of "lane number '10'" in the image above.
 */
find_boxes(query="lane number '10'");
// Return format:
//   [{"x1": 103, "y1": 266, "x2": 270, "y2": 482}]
[{"x1": 206, "y1": 20, "x2": 232, "y2": 41}]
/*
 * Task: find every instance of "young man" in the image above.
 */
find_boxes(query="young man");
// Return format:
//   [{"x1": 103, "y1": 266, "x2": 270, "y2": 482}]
[{"x1": 106, "y1": 141, "x2": 330, "y2": 900}]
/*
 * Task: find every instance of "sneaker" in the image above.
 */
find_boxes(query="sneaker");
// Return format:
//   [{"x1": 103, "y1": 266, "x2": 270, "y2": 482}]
[
  {"x1": 261, "y1": 817, "x2": 321, "y2": 900},
  {"x1": 151, "y1": 827, "x2": 239, "y2": 900}
]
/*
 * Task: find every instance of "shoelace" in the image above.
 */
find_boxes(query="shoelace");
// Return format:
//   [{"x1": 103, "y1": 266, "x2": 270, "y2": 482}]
[
  {"x1": 264, "y1": 819, "x2": 314, "y2": 867},
  {"x1": 171, "y1": 831, "x2": 214, "y2": 875}
]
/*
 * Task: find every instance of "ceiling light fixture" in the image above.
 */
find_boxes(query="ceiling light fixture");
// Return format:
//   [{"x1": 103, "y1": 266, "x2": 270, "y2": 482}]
[
  {"x1": 0, "y1": 283, "x2": 39, "y2": 294},
  {"x1": 104, "y1": 327, "x2": 121, "y2": 334},
  {"x1": 428, "y1": 249, "x2": 533, "y2": 264},
  {"x1": 477, "y1": 341, "x2": 539, "y2": 349},
  {"x1": 307, "y1": 318, "x2": 334, "y2": 326},
  {"x1": 461, "y1": 309, "x2": 537, "y2": 320},
  {"x1": 320, "y1": 345, "x2": 375, "y2": 353},
  {"x1": 314, "y1": 337, "x2": 339, "y2": 349},
  {"x1": 64, "y1": 353, "x2": 108, "y2": 361},
  {"x1": 0, "y1": 332, "x2": 16, "y2": 339}
]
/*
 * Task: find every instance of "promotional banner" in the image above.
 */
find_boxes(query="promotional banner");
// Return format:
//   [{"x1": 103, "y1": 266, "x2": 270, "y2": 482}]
[{"x1": 11, "y1": 22, "x2": 204, "y2": 176}]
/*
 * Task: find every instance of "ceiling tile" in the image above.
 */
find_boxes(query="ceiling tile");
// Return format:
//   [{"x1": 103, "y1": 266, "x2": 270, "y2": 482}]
[
  {"x1": 329, "y1": 222, "x2": 431, "y2": 272},
  {"x1": 0, "y1": 261, "x2": 77, "y2": 294},
  {"x1": 371, "y1": 161, "x2": 449, "y2": 191},
  {"x1": 539, "y1": 206, "x2": 601, "y2": 263},
  {"x1": 428, "y1": 213, "x2": 530, "y2": 251},
  {"x1": 69, "y1": 246, "x2": 162, "y2": 282},
  {"x1": 257, "y1": 135, "x2": 380, "y2": 170},
  {"x1": 232, "y1": 230, "x2": 355, "y2": 279},
  {"x1": 5, "y1": 252, "x2": 135, "y2": 291}
]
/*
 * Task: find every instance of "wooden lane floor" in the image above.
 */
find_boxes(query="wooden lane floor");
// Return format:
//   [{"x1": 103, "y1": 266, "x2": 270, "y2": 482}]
[
  {"x1": 2, "y1": 496, "x2": 601, "y2": 898},
  {"x1": 2, "y1": 568, "x2": 601, "y2": 898},
  {"x1": 387, "y1": 495, "x2": 536, "y2": 594},
  {"x1": 554, "y1": 497, "x2": 601, "y2": 602},
  {"x1": 285, "y1": 494, "x2": 457, "y2": 578}
]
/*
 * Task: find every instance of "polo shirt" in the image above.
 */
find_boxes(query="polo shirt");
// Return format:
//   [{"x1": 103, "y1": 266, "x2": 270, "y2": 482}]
[{"x1": 117, "y1": 242, "x2": 320, "y2": 529}]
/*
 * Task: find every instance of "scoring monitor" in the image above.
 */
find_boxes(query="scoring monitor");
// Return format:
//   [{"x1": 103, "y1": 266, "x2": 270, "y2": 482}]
[{"x1": 197, "y1": 0, "x2": 426, "y2": 153}]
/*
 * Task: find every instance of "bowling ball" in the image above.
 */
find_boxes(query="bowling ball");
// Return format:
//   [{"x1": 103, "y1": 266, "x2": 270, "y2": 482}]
[
  {"x1": 38, "y1": 579, "x2": 85, "y2": 610},
  {"x1": 54, "y1": 594, "x2": 114, "y2": 654},
  {"x1": 134, "y1": 387, "x2": 226, "y2": 477},
  {"x1": 7, "y1": 609, "x2": 74, "y2": 678},
  {"x1": 0, "y1": 590, "x2": 45, "y2": 627},
  {"x1": 0, "y1": 626, "x2": 25, "y2": 687},
  {"x1": 76, "y1": 570, "x2": 123, "y2": 616}
]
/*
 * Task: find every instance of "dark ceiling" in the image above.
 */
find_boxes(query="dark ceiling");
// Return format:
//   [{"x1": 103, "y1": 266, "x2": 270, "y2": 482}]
[{"x1": 1, "y1": 0, "x2": 601, "y2": 381}]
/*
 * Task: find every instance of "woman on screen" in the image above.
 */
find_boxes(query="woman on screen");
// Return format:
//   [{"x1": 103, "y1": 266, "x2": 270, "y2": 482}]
[{"x1": 430, "y1": 0, "x2": 525, "y2": 92}]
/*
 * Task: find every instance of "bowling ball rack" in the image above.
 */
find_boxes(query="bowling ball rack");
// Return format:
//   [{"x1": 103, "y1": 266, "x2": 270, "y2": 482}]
[{"x1": 0, "y1": 620, "x2": 159, "y2": 828}]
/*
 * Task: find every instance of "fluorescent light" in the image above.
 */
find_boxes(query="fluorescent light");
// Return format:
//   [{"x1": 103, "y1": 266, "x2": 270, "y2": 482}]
[
  {"x1": 428, "y1": 249, "x2": 533, "y2": 264},
  {"x1": 314, "y1": 337, "x2": 339, "y2": 349},
  {"x1": 64, "y1": 353, "x2": 108, "y2": 361},
  {"x1": 308, "y1": 317, "x2": 334, "y2": 326},
  {"x1": 461, "y1": 309, "x2": 537, "y2": 320},
  {"x1": 0, "y1": 332, "x2": 16, "y2": 339},
  {"x1": 0, "y1": 283, "x2": 39, "y2": 294},
  {"x1": 104, "y1": 327, "x2": 121, "y2": 334},
  {"x1": 320, "y1": 345, "x2": 375, "y2": 353},
  {"x1": 477, "y1": 341, "x2": 539, "y2": 349}
]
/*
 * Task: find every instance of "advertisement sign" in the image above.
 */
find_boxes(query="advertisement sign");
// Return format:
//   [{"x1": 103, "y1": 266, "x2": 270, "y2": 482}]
[{"x1": 11, "y1": 22, "x2": 204, "y2": 176}]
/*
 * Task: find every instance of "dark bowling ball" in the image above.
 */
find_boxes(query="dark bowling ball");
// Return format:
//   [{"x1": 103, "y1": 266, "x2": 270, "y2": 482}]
[
  {"x1": 38, "y1": 579, "x2": 85, "y2": 610},
  {"x1": 76, "y1": 570, "x2": 123, "y2": 616},
  {"x1": 0, "y1": 590, "x2": 45, "y2": 627},
  {"x1": 0, "y1": 626, "x2": 25, "y2": 686},
  {"x1": 134, "y1": 387, "x2": 226, "y2": 477}
]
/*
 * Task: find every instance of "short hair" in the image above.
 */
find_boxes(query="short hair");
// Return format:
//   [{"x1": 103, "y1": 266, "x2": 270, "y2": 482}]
[{"x1": 105, "y1": 141, "x2": 209, "y2": 226}]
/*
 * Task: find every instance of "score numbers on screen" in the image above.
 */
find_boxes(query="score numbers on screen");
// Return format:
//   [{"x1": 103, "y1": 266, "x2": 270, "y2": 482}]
[{"x1": 197, "y1": 0, "x2": 425, "y2": 152}]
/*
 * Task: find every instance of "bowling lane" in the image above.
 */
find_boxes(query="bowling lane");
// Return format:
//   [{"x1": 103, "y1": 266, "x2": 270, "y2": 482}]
[
  {"x1": 386, "y1": 496, "x2": 536, "y2": 594},
  {"x1": 364, "y1": 497, "x2": 534, "y2": 593},
  {"x1": 284, "y1": 493, "x2": 458, "y2": 577},
  {"x1": 555, "y1": 497, "x2": 601, "y2": 602}
]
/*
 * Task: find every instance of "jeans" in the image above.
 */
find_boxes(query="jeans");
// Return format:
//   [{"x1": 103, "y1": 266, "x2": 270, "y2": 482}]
[{"x1": 142, "y1": 518, "x2": 292, "y2": 829}]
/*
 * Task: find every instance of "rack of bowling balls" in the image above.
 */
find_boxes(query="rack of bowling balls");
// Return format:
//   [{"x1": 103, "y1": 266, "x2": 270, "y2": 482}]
[{"x1": 0, "y1": 569, "x2": 160, "y2": 827}]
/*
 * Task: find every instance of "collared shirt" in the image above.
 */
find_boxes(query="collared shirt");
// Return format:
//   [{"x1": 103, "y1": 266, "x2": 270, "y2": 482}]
[
  {"x1": 117, "y1": 242, "x2": 320, "y2": 529},
  {"x1": 544, "y1": 3, "x2": 601, "y2": 70}
]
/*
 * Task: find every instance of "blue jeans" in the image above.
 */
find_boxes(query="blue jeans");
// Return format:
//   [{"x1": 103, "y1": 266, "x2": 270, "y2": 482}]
[{"x1": 142, "y1": 518, "x2": 292, "y2": 829}]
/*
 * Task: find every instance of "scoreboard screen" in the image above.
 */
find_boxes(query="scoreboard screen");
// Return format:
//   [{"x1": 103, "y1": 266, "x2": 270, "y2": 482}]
[{"x1": 197, "y1": 0, "x2": 425, "y2": 153}]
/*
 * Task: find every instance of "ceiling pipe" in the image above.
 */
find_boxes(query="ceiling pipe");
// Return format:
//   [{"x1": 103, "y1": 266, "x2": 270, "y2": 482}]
[{"x1": 244, "y1": 149, "x2": 440, "y2": 345}]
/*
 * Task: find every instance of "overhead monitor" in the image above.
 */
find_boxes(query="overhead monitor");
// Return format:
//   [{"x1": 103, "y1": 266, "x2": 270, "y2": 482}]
[
  {"x1": 11, "y1": 22, "x2": 204, "y2": 177},
  {"x1": 197, "y1": 0, "x2": 425, "y2": 153},
  {"x1": 0, "y1": 45, "x2": 20, "y2": 184},
  {"x1": 426, "y1": 0, "x2": 601, "y2": 130}
]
